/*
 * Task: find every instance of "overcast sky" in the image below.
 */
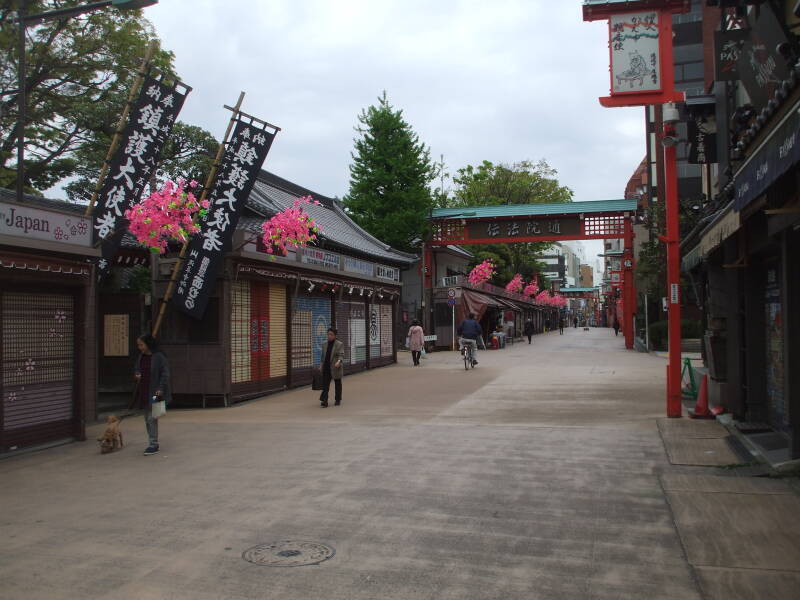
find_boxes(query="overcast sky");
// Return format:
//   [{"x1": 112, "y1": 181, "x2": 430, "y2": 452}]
[{"x1": 147, "y1": 1, "x2": 646, "y2": 278}]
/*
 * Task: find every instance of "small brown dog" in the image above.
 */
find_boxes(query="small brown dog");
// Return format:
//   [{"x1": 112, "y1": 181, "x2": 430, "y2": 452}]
[{"x1": 97, "y1": 415, "x2": 124, "y2": 454}]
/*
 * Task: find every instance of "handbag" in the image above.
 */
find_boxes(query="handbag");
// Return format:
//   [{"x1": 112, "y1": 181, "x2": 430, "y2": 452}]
[
  {"x1": 311, "y1": 370, "x2": 323, "y2": 391},
  {"x1": 151, "y1": 399, "x2": 166, "y2": 419}
]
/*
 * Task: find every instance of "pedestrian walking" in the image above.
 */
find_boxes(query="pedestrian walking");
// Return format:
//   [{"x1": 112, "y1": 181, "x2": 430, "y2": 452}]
[
  {"x1": 559, "y1": 317, "x2": 565, "y2": 335},
  {"x1": 523, "y1": 319, "x2": 534, "y2": 344},
  {"x1": 319, "y1": 327, "x2": 344, "y2": 407},
  {"x1": 613, "y1": 319, "x2": 620, "y2": 336},
  {"x1": 574, "y1": 317, "x2": 578, "y2": 328},
  {"x1": 134, "y1": 334, "x2": 171, "y2": 456},
  {"x1": 407, "y1": 319, "x2": 425, "y2": 366}
]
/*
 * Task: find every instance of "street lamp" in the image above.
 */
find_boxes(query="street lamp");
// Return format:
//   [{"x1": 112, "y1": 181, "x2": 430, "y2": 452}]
[{"x1": 15, "y1": 0, "x2": 159, "y2": 202}]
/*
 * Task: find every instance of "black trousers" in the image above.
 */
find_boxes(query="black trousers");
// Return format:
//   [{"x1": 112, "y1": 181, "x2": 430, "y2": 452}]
[
  {"x1": 526, "y1": 334, "x2": 532, "y2": 344},
  {"x1": 319, "y1": 371, "x2": 342, "y2": 406},
  {"x1": 411, "y1": 350, "x2": 421, "y2": 365}
]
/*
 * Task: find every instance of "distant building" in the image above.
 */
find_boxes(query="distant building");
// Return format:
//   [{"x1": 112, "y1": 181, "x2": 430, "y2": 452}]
[
  {"x1": 537, "y1": 242, "x2": 582, "y2": 288},
  {"x1": 579, "y1": 264, "x2": 593, "y2": 288}
]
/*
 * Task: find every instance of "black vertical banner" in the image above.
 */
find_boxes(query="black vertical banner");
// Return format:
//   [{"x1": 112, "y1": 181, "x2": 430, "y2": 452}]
[
  {"x1": 92, "y1": 74, "x2": 189, "y2": 278},
  {"x1": 171, "y1": 119, "x2": 276, "y2": 319}
]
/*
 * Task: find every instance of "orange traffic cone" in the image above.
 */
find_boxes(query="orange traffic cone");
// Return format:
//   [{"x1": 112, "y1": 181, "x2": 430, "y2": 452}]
[{"x1": 689, "y1": 374, "x2": 713, "y2": 419}]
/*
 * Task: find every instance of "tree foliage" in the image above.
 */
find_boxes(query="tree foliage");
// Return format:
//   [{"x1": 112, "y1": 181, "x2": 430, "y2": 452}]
[
  {"x1": 0, "y1": 1, "x2": 179, "y2": 195},
  {"x1": 344, "y1": 92, "x2": 436, "y2": 252},
  {"x1": 448, "y1": 159, "x2": 573, "y2": 207},
  {"x1": 64, "y1": 121, "x2": 217, "y2": 202}
]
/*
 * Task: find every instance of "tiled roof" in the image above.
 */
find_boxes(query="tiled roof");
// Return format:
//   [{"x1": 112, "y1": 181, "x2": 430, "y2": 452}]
[
  {"x1": 245, "y1": 171, "x2": 416, "y2": 265},
  {"x1": 431, "y1": 199, "x2": 637, "y2": 220}
]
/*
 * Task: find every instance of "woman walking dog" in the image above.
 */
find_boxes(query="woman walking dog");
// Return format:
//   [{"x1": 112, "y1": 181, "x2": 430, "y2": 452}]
[{"x1": 134, "y1": 334, "x2": 171, "y2": 456}]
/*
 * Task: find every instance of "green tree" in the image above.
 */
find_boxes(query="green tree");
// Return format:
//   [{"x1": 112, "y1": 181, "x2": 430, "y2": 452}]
[
  {"x1": 449, "y1": 159, "x2": 573, "y2": 207},
  {"x1": 64, "y1": 121, "x2": 218, "y2": 202},
  {"x1": 449, "y1": 159, "x2": 573, "y2": 286},
  {"x1": 344, "y1": 92, "x2": 436, "y2": 252},
  {"x1": 0, "y1": 1, "x2": 175, "y2": 194}
]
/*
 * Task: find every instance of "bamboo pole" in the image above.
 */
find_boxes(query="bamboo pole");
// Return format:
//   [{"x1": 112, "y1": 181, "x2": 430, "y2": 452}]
[
  {"x1": 84, "y1": 40, "x2": 157, "y2": 217},
  {"x1": 151, "y1": 91, "x2": 246, "y2": 338}
]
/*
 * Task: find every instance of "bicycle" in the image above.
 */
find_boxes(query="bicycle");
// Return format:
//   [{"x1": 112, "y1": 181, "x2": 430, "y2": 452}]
[{"x1": 459, "y1": 338, "x2": 476, "y2": 370}]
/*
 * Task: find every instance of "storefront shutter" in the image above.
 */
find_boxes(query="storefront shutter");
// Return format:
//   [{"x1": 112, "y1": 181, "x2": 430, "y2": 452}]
[
  {"x1": 2, "y1": 292, "x2": 75, "y2": 449},
  {"x1": 291, "y1": 296, "x2": 331, "y2": 370},
  {"x1": 230, "y1": 280, "x2": 251, "y2": 384},
  {"x1": 380, "y1": 303, "x2": 393, "y2": 357},
  {"x1": 269, "y1": 283, "x2": 287, "y2": 377}
]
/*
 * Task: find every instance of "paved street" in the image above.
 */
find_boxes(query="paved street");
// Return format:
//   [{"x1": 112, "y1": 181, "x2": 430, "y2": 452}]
[{"x1": 0, "y1": 327, "x2": 797, "y2": 599}]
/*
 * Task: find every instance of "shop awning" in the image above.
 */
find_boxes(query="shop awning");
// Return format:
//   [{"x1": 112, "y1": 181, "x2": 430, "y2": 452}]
[
  {"x1": 0, "y1": 254, "x2": 90, "y2": 276},
  {"x1": 734, "y1": 100, "x2": 800, "y2": 212}
]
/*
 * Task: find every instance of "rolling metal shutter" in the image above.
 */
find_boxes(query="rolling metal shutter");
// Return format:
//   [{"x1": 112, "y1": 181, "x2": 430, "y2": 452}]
[
  {"x1": 1, "y1": 291, "x2": 75, "y2": 451},
  {"x1": 231, "y1": 280, "x2": 251, "y2": 384},
  {"x1": 380, "y1": 303, "x2": 393, "y2": 357},
  {"x1": 269, "y1": 283, "x2": 287, "y2": 377},
  {"x1": 336, "y1": 300, "x2": 367, "y2": 371}
]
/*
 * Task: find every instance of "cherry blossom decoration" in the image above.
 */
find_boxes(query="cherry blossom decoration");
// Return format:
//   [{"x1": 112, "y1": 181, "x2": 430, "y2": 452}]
[
  {"x1": 505, "y1": 273, "x2": 524, "y2": 294},
  {"x1": 468, "y1": 259, "x2": 496, "y2": 286},
  {"x1": 523, "y1": 280, "x2": 539, "y2": 297},
  {"x1": 261, "y1": 196, "x2": 322, "y2": 257},
  {"x1": 125, "y1": 179, "x2": 208, "y2": 254}
]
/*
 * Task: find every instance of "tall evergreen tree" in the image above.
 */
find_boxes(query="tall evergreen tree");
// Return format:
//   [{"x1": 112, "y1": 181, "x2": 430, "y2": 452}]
[{"x1": 344, "y1": 92, "x2": 435, "y2": 252}]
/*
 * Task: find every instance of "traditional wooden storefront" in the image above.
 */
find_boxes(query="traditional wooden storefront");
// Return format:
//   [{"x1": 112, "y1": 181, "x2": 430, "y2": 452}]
[
  {"x1": 0, "y1": 193, "x2": 97, "y2": 453},
  {"x1": 155, "y1": 171, "x2": 411, "y2": 406}
]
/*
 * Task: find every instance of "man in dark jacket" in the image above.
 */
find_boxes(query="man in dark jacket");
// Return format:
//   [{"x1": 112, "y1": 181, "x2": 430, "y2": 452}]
[
  {"x1": 318, "y1": 327, "x2": 345, "y2": 408},
  {"x1": 523, "y1": 319, "x2": 535, "y2": 344},
  {"x1": 457, "y1": 313, "x2": 483, "y2": 364}
]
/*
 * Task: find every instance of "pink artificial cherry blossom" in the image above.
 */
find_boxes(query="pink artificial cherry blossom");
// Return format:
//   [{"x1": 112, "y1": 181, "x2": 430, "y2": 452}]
[
  {"x1": 261, "y1": 196, "x2": 322, "y2": 257},
  {"x1": 125, "y1": 179, "x2": 202, "y2": 253}
]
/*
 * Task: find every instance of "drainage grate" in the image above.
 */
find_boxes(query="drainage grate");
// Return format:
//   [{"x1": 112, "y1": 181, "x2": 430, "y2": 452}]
[{"x1": 242, "y1": 541, "x2": 335, "y2": 567}]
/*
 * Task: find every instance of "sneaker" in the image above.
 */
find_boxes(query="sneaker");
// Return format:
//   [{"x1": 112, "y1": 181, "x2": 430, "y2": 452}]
[
  {"x1": 143, "y1": 445, "x2": 159, "y2": 456},
  {"x1": 321, "y1": 402, "x2": 328, "y2": 408},
  {"x1": 472, "y1": 360, "x2": 479, "y2": 365}
]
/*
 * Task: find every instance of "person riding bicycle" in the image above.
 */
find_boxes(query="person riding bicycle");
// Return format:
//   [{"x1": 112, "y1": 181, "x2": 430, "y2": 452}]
[{"x1": 457, "y1": 313, "x2": 483, "y2": 365}]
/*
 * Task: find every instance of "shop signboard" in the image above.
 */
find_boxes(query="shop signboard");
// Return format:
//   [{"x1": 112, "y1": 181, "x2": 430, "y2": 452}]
[
  {"x1": 714, "y1": 28, "x2": 748, "y2": 82},
  {"x1": 343, "y1": 255, "x2": 374, "y2": 277},
  {"x1": 375, "y1": 264, "x2": 400, "y2": 281},
  {"x1": 609, "y1": 11, "x2": 662, "y2": 95},
  {"x1": 734, "y1": 104, "x2": 800, "y2": 211},
  {"x1": 301, "y1": 247, "x2": 341, "y2": 270},
  {"x1": 735, "y1": 5, "x2": 790, "y2": 109},
  {"x1": 0, "y1": 201, "x2": 92, "y2": 247}
]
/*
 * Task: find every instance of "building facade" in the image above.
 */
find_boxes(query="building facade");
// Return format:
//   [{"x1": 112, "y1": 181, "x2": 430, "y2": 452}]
[{"x1": 679, "y1": 1, "x2": 800, "y2": 459}]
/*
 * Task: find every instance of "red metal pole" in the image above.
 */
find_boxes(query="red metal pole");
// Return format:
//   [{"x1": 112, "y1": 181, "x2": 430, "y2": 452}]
[
  {"x1": 622, "y1": 216, "x2": 635, "y2": 350},
  {"x1": 664, "y1": 125, "x2": 682, "y2": 417}
]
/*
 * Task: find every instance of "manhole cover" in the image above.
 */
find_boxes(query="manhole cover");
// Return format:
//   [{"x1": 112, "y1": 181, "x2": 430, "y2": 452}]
[{"x1": 242, "y1": 541, "x2": 335, "y2": 567}]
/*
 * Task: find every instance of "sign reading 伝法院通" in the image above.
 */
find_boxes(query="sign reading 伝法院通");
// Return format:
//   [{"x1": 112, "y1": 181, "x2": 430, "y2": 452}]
[{"x1": 467, "y1": 217, "x2": 581, "y2": 241}]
